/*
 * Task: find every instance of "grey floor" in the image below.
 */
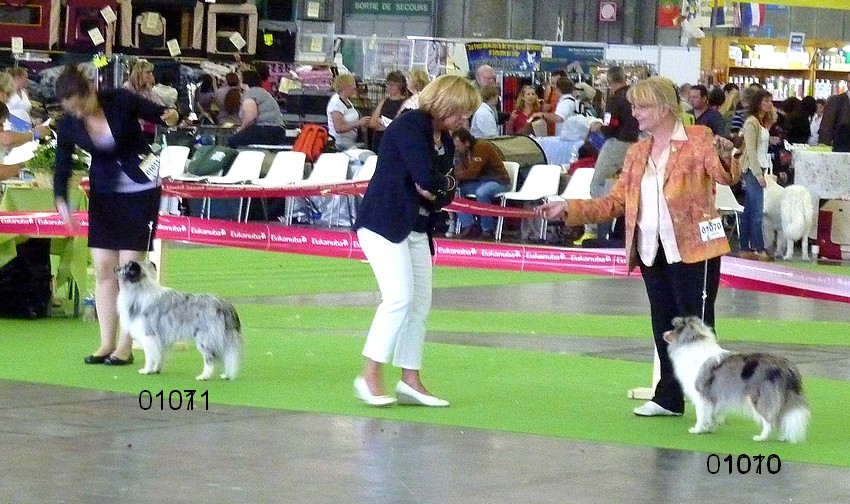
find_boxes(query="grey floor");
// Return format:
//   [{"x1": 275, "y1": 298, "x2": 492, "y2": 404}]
[{"x1": 2, "y1": 275, "x2": 850, "y2": 503}]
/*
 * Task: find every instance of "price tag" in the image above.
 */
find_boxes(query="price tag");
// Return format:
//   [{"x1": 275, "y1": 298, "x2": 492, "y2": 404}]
[
  {"x1": 88, "y1": 28, "x2": 105, "y2": 46},
  {"x1": 699, "y1": 218, "x2": 725, "y2": 242},
  {"x1": 229, "y1": 32, "x2": 246, "y2": 51},
  {"x1": 264, "y1": 33, "x2": 274, "y2": 46},
  {"x1": 11, "y1": 37, "x2": 23, "y2": 55},
  {"x1": 142, "y1": 12, "x2": 160, "y2": 34},
  {"x1": 310, "y1": 36, "x2": 323, "y2": 53},
  {"x1": 100, "y1": 6, "x2": 117, "y2": 24},
  {"x1": 307, "y1": 1, "x2": 320, "y2": 18},
  {"x1": 167, "y1": 39, "x2": 181, "y2": 57},
  {"x1": 542, "y1": 46, "x2": 553, "y2": 59},
  {"x1": 93, "y1": 55, "x2": 109, "y2": 68}
]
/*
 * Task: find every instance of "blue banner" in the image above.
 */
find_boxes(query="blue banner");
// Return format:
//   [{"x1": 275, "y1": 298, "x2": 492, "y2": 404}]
[
  {"x1": 466, "y1": 42, "x2": 543, "y2": 72},
  {"x1": 540, "y1": 45, "x2": 605, "y2": 73}
]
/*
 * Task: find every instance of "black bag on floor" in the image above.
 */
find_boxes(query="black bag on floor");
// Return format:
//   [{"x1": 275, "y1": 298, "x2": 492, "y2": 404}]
[{"x1": 0, "y1": 239, "x2": 52, "y2": 319}]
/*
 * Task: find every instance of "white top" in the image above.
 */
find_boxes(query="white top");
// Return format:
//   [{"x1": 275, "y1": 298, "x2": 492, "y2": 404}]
[
  {"x1": 326, "y1": 93, "x2": 360, "y2": 149},
  {"x1": 757, "y1": 124, "x2": 771, "y2": 170},
  {"x1": 398, "y1": 93, "x2": 420, "y2": 115},
  {"x1": 7, "y1": 89, "x2": 32, "y2": 127},
  {"x1": 808, "y1": 113, "x2": 822, "y2": 146},
  {"x1": 153, "y1": 84, "x2": 178, "y2": 108},
  {"x1": 553, "y1": 94, "x2": 578, "y2": 136},
  {"x1": 470, "y1": 102, "x2": 499, "y2": 138},
  {"x1": 637, "y1": 122, "x2": 686, "y2": 266}
]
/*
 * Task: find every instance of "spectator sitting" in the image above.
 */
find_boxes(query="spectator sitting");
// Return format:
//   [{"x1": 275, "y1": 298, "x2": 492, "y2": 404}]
[
  {"x1": 470, "y1": 85, "x2": 500, "y2": 138},
  {"x1": 397, "y1": 68, "x2": 429, "y2": 115},
  {"x1": 327, "y1": 74, "x2": 370, "y2": 150},
  {"x1": 215, "y1": 72, "x2": 243, "y2": 126},
  {"x1": 255, "y1": 62, "x2": 273, "y2": 93},
  {"x1": 689, "y1": 85, "x2": 725, "y2": 136},
  {"x1": 452, "y1": 127, "x2": 511, "y2": 239},
  {"x1": 508, "y1": 85, "x2": 540, "y2": 134},
  {"x1": 227, "y1": 70, "x2": 286, "y2": 148},
  {"x1": 369, "y1": 71, "x2": 408, "y2": 152},
  {"x1": 195, "y1": 74, "x2": 216, "y2": 123},
  {"x1": 530, "y1": 76, "x2": 577, "y2": 136},
  {"x1": 6, "y1": 67, "x2": 32, "y2": 131}
]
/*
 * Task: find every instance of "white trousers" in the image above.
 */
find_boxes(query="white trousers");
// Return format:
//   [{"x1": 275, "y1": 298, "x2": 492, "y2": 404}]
[{"x1": 357, "y1": 227, "x2": 433, "y2": 370}]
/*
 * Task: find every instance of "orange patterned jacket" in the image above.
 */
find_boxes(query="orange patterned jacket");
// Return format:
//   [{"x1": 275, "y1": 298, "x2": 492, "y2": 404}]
[{"x1": 565, "y1": 125, "x2": 741, "y2": 271}]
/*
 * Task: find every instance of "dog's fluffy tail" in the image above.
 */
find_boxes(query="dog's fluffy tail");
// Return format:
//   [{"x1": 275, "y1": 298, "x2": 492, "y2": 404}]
[
  {"x1": 780, "y1": 186, "x2": 814, "y2": 241},
  {"x1": 780, "y1": 404, "x2": 810, "y2": 443}
]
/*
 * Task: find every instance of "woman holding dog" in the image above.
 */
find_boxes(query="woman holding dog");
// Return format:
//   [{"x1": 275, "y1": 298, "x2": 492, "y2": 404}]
[
  {"x1": 353, "y1": 74, "x2": 479, "y2": 407},
  {"x1": 536, "y1": 76, "x2": 740, "y2": 418},
  {"x1": 53, "y1": 65, "x2": 179, "y2": 366}
]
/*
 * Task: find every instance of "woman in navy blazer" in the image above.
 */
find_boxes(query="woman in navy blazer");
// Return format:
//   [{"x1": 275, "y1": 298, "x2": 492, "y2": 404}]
[
  {"x1": 53, "y1": 65, "x2": 179, "y2": 366},
  {"x1": 353, "y1": 75, "x2": 479, "y2": 407}
]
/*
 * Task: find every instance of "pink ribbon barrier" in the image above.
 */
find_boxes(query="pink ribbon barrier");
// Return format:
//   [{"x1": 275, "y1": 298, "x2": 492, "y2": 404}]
[{"x1": 2, "y1": 211, "x2": 849, "y2": 304}]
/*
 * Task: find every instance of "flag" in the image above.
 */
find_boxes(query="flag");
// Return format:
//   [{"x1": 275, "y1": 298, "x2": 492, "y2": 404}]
[{"x1": 736, "y1": 3, "x2": 766, "y2": 28}]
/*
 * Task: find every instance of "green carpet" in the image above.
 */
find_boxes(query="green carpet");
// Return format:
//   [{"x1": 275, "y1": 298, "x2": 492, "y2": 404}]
[
  {"x1": 3, "y1": 246, "x2": 848, "y2": 468},
  {"x1": 1, "y1": 317, "x2": 847, "y2": 467}
]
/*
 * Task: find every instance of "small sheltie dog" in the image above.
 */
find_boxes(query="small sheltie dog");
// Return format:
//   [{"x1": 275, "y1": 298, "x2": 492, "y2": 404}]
[
  {"x1": 664, "y1": 317, "x2": 809, "y2": 443},
  {"x1": 116, "y1": 260, "x2": 243, "y2": 380}
]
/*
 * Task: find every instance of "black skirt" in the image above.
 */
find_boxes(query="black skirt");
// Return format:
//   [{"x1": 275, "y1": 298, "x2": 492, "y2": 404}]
[{"x1": 88, "y1": 188, "x2": 162, "y2": 251}]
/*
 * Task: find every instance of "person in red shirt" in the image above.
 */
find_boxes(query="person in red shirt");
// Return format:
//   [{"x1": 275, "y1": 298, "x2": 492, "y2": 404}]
[{"x1": 508, "y1": 85, "x2": 541, "y2": 134}]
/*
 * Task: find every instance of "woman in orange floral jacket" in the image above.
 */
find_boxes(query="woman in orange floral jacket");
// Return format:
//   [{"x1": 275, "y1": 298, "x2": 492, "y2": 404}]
[{"x1": 537, "y1": 76, "x2": 740, "y2": 418}]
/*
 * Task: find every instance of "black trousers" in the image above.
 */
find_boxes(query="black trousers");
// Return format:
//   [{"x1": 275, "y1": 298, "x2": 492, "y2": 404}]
[{"x1": 638, "y1": 246, "x2": 722, "y2": 413}]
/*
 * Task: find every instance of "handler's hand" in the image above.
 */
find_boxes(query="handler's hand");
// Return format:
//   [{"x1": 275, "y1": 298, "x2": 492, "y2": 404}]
[
  {"x1": 55, "y1": 198, "x2": 79, "y2": 233},
  {"x1": 535, "y1": 200, "x2": 568, "y2": 221},
  {"x1": 161, "y1": 109, "x2": 180, "y2": 127},
  {"x1": 414, "y1": 183, "x2": 435, "y2": 202}
]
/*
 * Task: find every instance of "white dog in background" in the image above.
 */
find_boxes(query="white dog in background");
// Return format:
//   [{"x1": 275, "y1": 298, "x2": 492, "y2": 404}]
[{"x1": 763, "y1": 177, "x2": 816, "y2": 261}]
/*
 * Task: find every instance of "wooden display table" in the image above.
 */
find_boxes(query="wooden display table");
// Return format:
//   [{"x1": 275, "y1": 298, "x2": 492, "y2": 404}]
[{"x1": 206, "y1": 2, "x2": 257, "y2": 55}]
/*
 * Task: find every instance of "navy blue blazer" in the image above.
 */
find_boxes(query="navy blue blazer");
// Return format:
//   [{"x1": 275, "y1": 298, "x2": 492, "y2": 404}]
[
  {"x1": 354, "y1": 109, "x2": 454, "y2": 243},
  {"x1": 54, "y1": 88, "x2": 168, "y2": 200}
]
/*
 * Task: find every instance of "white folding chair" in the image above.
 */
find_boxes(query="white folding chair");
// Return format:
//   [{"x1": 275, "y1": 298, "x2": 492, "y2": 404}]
[
  {"x1": 157, "y1": 146, "x2": 192, "y2": 215},
  {"x1": 342, "y1": 155, "x2": 378, "y2": 227},
  {"x1": 204, "y1": 150, "x2": 265, "y2": 220},
  {"x1": 541, "y1": 167, "x2": 595, "y2": 238},
  {"x1": 248, "y1": 151, "x2": 306, "y2": 222},
  {"x1": 715, "y1": 182, "x2": 743, "y2": 238},
  {"x1": 495, "y1": 164, "x2": 562, "y2": 241},
  {"x1": 287, "y1": 152, "x2": 350, "y2": 226}
]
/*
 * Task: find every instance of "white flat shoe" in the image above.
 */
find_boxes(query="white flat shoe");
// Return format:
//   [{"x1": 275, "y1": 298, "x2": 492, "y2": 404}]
[
  {"x1": 633, "y1": 401, "x2": 683, "y2": 417},
  {"x1": 353, "y1": 376, "x2": 396, "y2": 407},
  {"x1": 395, "y1": 381, "x2": 449, "y2": 407}
]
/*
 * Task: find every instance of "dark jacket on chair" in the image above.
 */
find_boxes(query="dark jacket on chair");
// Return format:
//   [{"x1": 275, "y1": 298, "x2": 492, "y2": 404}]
[
  {"x1": 54, "y1": 88, "x2": 168, "y2": 200},
  {"x1": 354, "y1": 109, "x2": 454, "y2": 243}
]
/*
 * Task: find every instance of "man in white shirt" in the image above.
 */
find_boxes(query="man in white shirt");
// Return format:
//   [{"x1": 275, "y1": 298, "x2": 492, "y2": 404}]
[
  {"x1": 530, "y1": 77, "x2": 577, "y2": 136},
  {"x1": 470, "y1": 85, "x2": 500, "y2": 138}
]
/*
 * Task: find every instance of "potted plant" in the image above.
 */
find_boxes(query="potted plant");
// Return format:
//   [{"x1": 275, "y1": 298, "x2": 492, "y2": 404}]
[{"x1": 25, "y1": 140, "x2": 90, "y2": 189}]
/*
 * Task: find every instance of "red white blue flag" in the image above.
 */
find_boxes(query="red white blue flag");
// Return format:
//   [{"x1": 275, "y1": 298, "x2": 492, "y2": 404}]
[{"x1": 736, "y1": 3, "x2": 766, "y2": 28}]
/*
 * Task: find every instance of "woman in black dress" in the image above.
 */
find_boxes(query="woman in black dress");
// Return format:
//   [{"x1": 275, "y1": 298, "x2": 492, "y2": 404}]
[{"x1": 54, "y1": 65, "x2": 179, "y2": 365}]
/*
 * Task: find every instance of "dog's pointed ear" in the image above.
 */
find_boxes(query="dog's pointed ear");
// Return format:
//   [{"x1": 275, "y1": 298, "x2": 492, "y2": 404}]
[{"x1": 671, "y1": 317, "x2": 685, "y2": 329}]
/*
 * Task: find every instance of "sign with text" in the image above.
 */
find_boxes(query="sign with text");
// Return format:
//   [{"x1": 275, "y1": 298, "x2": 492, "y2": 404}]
[
  {"x1": 539, "y1": 45, "x2": 604, "y2": 73},
  {"x1": 347, "y1": 0, "x2": 432, "y2": 16},
  {"x1": 466, "y1": 42, "x2": 543, "y2": 72}
]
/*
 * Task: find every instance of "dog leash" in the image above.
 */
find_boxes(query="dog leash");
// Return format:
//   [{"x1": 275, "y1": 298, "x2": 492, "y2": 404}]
[{"x1": 145, "y1": 129, "x2": 169, "y2": 252}]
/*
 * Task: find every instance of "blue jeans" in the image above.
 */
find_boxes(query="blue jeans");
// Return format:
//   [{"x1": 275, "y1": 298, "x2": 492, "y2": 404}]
[
  {"x1": 457, "y1": 180, "x2": 510, "y2": 232},
  {"x1": 739, "y1": 170, "x2": 765, "y2": 252}
]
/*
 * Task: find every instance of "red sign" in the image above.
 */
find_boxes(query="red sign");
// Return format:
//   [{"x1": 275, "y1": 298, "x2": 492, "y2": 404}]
[{"x1": 599, "y1": 1, "x2": 617, "y2": 22}]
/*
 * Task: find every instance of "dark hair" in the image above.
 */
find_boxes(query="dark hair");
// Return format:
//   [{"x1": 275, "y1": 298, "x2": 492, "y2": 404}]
[
  {"x1": 782, "y1": 96, "x2": 801, "y2": 115},
  {"x1": 254, "y1": 62, "x2": 270, "y2": 81},
  {"x1": 608, "y1": 66, "x2": 626, "y2": 84},
  {"x1": 551, "y1": 70, "x2": 567, "y2": 78},
  {"x1": 55, "y1": 65, "x2": 92, "y2": 101},
  {"x1": 722, "y1": 82, "x2": 739, "y2": 93},
  {"x1": 748, "y1": 82, "x2": 763, "y2": 90},
  {"x1": 386, "y1": 70, "x2": 406, "y2": 86},
  {"x1": 708, "y1": 87, "x2": 725, "y2": 108},
  {"x1": 224, "y1": 88, "x2": 242, "y2": 114},
  {"x1": 452, "y1": 127, "x2": 475, "y2": 146},
  {"x1": 816, "y1": 98, "x2": 826, "y2": 107},
  {"x1": 160, "y1": 69, "x2": 176, "y2": 87},
  {"x1": 690, "y1": 84, "x2": 708, "y2": 98},
  {"x1": 0, "y1": 102, "x2": 8, "y2": 122},
  {"x1": 241, "y1": 70, "x2": 261, "y2": 88},
  {"x1": 199, "y1": 74, "x2": 214, "y2": 93},
  {"x1": 801, "y1": 95, "x2": 817, "y2": 116},
  {"x1": 748, "y1": 89, "x2": 774, "y2": 121},
  {"x1": 225, "y1": 72, "x2": 240, "y2": 87},
  {"x1": 556, "y1": 76, "x2": 574, "y2": 95}
]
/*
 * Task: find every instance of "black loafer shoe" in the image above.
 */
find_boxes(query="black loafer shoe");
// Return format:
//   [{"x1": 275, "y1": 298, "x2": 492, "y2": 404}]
[
  {"x1": 103, "y1": 354, "x2": 134, "y2": 366},
  {"x1": 84, "y1": 354, "x2": 110, "y2": 365}
]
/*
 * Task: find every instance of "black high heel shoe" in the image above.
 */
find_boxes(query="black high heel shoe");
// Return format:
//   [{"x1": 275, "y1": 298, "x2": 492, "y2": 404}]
[{"x1": 103, "y1": 354, "x2": 134, "y2": 366}]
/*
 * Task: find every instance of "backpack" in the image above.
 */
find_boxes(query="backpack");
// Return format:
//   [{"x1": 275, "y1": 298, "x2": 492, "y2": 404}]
[{"x1": 293, "y1": 124, "x2": 330, "y2": 163}]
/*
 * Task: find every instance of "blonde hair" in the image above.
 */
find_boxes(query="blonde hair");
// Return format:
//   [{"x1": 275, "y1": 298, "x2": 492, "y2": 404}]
[
  {"x1": 127, "y1": 60, "x2": 154, "y2": 91},
  {"x1": 332, "y1": 74, "x2": 356, "y2": 92},
  {"x1": 514, "y1": 85, "x2": 540, "y2": 113},
  {"x1": 627, "y1": 76, "x2": 683, "y2": 120},
  {"x1": 407, "y1": 69, "x2": 430, "y2": 93},
  {"x1": 718, "y1": 88, "x2": 740, "y2": 117},
  {"x1": 8, "y1": 67, "x2": 27, "y2": 80},
  {"x1": 418, "y1": 74, "x2": 480, "y2": 121},
  {"x1": 0, "y1": 72, "x2": 13, "y2": 96}
]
